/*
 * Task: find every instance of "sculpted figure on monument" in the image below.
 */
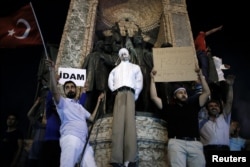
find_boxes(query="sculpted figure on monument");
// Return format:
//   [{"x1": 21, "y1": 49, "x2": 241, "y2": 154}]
[
  {"x1": 82, "y1": 38, "x2": 117, "y2": 113},
  {"x1": 130, "y1": 30, "x2": 154, "y2": 112}
]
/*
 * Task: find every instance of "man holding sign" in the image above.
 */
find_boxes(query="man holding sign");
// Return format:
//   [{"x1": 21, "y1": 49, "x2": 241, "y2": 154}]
[
  {"x1": 45, "y1": 59, "x2": 104, "y2": 167},
  {"x1": 150, "y1": 64, "x2": 210, "y2": 167}
]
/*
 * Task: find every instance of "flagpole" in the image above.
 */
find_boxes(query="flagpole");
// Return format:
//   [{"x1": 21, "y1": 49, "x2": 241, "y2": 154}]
[
  {"x1": 29, "y1": 2, "x2": 49, "y2": 59},
  {"x1": 29, "y1": 2, "x2": 50, "y2": 106}
]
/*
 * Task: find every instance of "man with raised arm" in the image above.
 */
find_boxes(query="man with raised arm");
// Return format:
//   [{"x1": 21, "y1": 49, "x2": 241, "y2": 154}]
[
  {"x1": 150, "y1": 65, "x2": 210, "y2": 167},
  {"x1": 200, "y1": 75, "x2": 235, "y2": 166},
  {"x1": 194, "y1": 25, "x2": 223, "y2": 82},
  {"x1": 45, "y1": 59, "x2": 104, "y2": 167}
]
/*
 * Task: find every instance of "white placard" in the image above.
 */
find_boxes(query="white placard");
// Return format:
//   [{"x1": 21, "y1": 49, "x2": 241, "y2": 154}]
[{"x1": 58, "y1": 67, "x2": 86, "y2": 87}]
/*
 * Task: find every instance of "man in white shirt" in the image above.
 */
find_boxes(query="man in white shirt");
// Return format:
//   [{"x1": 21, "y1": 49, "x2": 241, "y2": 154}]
[
  {"x1": 199, "y1": 75, "x2": 235, "y2": 166},
  {"x1": 108, "y1": 48, "x2": 143, "y2": 167},
  {"x1": 45, "y1": 59, "x2": 104, "y2": 167}
]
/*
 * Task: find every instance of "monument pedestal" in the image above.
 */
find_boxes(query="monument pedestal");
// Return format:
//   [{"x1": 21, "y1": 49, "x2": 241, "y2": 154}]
[{"x1": 89, "y1": 112, "x2": 169, "y2": 167}]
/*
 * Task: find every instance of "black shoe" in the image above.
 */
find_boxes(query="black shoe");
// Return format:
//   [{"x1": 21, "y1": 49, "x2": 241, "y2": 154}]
[
  {"x1": 110, "y1": 162, "x2": 124, "y2": 167},
  {"x1": 128, "y1": 162, "x2": 136, "y2": 167}
]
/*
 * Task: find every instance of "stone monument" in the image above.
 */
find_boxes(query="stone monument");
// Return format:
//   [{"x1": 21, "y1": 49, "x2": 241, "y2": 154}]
[{"x1": 54, "y1": 0, "x2": 195, "y2": 166}]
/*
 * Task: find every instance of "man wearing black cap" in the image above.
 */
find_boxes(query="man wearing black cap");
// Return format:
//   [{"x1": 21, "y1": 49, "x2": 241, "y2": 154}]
[{"x1": 150, "y1": 66, "x2": 210, "y2": 167}]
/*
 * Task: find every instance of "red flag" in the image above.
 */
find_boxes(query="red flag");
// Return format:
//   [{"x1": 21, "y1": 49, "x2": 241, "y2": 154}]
[{"x1": 0, "y1": 3, "x2": 42, "y2": 48}]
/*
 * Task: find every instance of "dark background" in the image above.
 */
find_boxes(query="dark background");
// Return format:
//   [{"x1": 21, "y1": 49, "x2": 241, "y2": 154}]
[{"x1": 1, "y1": 0, "x2": 249, "y2": 138}]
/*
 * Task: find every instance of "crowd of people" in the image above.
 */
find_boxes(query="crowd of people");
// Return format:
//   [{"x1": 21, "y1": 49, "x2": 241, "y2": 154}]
[{"x1": 0, "y1": 24, "x2": 249, "y2": 167}]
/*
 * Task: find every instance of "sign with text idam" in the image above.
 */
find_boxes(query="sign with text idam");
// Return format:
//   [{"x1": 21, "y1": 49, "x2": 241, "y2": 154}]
[
  {"x1": 153, "y1": 47, "x2": 197, "y2": 82},
  {"x1": 58, "y1": 67, "x2": 86, "y2": 87}
]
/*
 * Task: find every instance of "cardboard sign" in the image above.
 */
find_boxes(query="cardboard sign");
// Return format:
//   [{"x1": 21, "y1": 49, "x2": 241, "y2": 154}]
[
  {"x1": 58, "y1": 67, "x2": 86, "y2": 87},
  {"x1": 153, "y1": 47, "x2": 197, "y2": 82}
]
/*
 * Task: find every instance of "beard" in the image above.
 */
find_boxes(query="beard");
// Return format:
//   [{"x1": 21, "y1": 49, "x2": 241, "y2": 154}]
[
  {"x1": 175, "y1": 96, "x2": 188, "y2": 105},
  {"x1": 209, "y1": 109, "x2": 219, "y2": 117},
  {"x1": 66, "y1": 91, "x2": 76, "y2": 99},
  {"x1": 177, "y1": 95, "x2": 188, "y2": 102}
]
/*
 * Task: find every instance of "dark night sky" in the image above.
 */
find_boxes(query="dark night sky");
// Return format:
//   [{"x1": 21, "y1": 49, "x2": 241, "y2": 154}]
[
  {"x1": 1, "y1": 0, "x2": 250, "y2": 138},
  {"x1": 187, "y1": 0, "x2": 250, "y2": 138}
]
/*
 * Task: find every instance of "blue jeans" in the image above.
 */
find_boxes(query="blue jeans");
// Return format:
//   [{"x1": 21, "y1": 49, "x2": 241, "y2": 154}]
[
  {"x1": 168, "y1": 139, "x2": 205, "y2": 167},
  {"x1": 196, "y1": 51, "x2": 209, "y2": 82}
]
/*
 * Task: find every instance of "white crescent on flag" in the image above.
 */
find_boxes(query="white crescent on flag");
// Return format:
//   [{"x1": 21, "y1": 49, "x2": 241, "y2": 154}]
[{"x1": 14, "y1": 18, "x2": 31, "y2": 39}]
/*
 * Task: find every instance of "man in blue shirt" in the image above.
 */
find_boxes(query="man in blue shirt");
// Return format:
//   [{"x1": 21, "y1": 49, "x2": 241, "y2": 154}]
[
  {"x1": 229, "y1": 120, "x2": 246, "y2": 151},
  {"x1": 38, "y1": 91, "x2": 61, "y2": 167}
]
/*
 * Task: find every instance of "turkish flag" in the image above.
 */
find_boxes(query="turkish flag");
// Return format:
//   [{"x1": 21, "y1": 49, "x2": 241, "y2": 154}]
[{"x1": 0, "y1": 3, "x2": 42, "y2": 48}]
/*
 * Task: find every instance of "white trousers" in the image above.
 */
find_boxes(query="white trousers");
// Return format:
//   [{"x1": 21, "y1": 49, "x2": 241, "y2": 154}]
[{"x1": 60, "y1": 134, "x2": 97, "y2": 167}]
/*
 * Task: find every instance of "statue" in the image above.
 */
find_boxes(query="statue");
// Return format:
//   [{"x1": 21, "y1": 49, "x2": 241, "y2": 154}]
[
  {"x1": 129, "y1": 29, "x2": 154, "y2": 112},
  {"x1": 82, "y1": 39, "x2": 117, "y2": 114}
]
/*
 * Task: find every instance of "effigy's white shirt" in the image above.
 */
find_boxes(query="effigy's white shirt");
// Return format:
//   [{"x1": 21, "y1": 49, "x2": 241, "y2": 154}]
[{"x1": 108, "y1": 60, "x2": 143, "y2": 100}]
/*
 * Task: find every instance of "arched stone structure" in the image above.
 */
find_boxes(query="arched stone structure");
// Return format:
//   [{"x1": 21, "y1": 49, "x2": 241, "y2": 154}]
[{"x1": 55, "y1": 0, "x2": 194, "y2": 71}]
